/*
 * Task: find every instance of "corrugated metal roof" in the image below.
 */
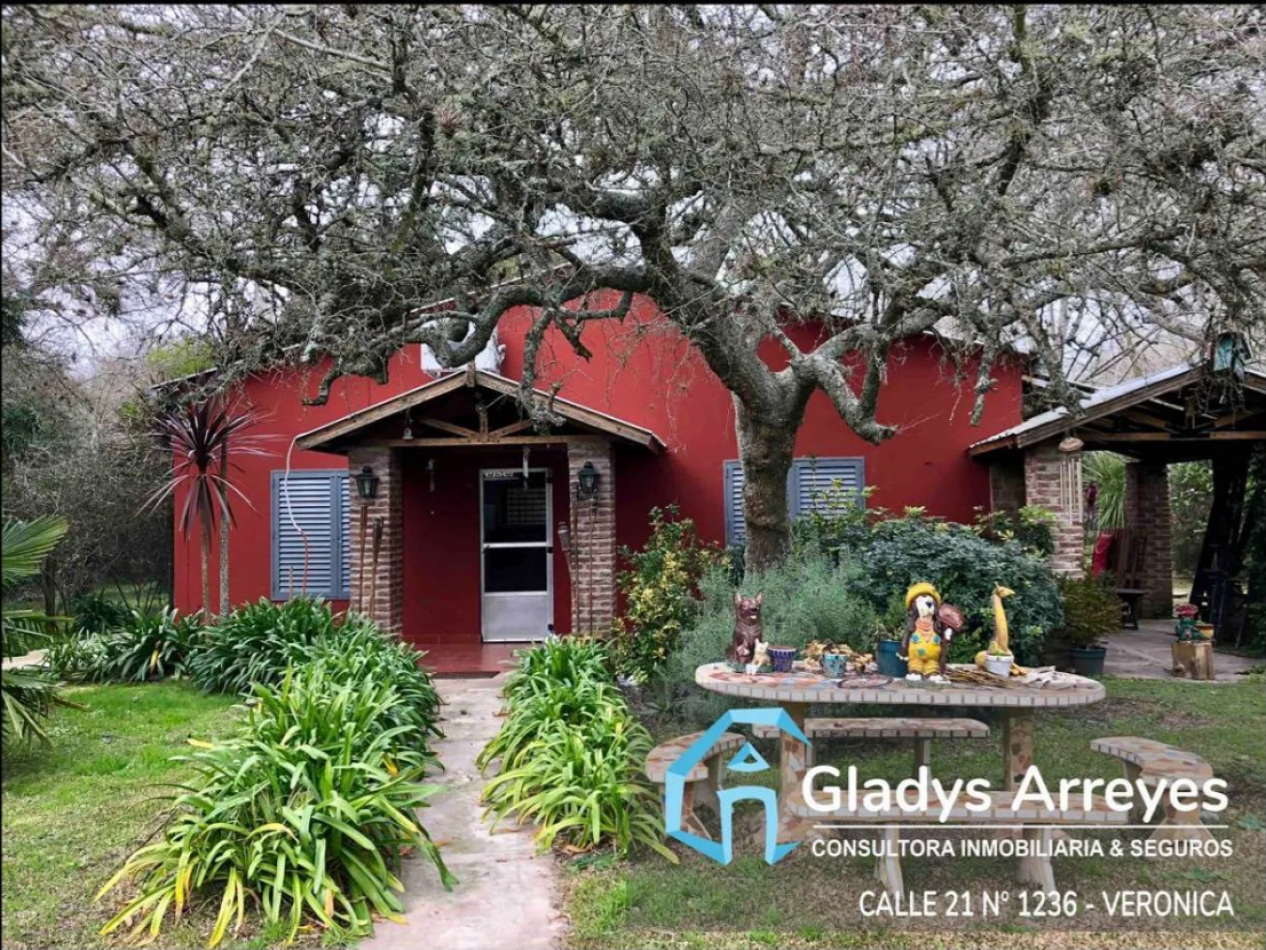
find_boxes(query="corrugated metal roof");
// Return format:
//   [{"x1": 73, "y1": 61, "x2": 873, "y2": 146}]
[{"x1": 970, "y1": 362, "x2": 1266, "y2": 454}]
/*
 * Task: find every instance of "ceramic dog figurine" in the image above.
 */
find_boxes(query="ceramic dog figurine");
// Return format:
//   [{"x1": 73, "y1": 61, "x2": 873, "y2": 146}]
[
  {"x1": 901, "y1": 582, "x2": 952, "y2": 682},
  {"x1": 727, "y1": 591, "x2": 764, "y2": 668}
]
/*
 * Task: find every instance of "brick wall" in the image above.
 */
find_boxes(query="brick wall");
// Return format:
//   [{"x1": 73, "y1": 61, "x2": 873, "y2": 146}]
[
  {"x1": 1024, "y1": 439, "x2": 1084, "y2": 577},
  {"x1": 567, "y1": 441, "x2": 616, "y2": 634},
  {"x1": 348, "y1": 447, "x2": 403, "y2": 636},
  {"x1": 1124, "y1": 461, "x2": 1173, "y2": 619},
  {"x1": 989, "y1": 456, "x2": 1027, "y2": 513}
]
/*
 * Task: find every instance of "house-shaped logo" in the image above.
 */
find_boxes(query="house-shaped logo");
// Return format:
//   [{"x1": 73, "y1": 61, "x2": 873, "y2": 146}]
[{"x1": 665, "y1": 708, "x2": 810, "y2": 866}]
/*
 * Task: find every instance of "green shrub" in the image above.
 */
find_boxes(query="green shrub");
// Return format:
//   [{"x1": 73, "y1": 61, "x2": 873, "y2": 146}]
[
  {"x1": 972, "y1": 505, "x2": 1057, "y2": 557},
  {"x1": 664, "y1": 554, "x2": 879, "y2": 726},
  {"x1": 70, "y1": 592, "x2": 131, "y2": 635},
  {"x1": 610, "y1": 506, "x2": 724, "y2": 684},
  {"x1": 1059, "y1": 575, "x2": 1121, "y2": 648},
  {"x1": 482, "y1": 704, "x2": 671, "y2": 859},
  {"x1": 478, "y1": 639, "x2": 671, "y2": 860},
  {"x1": 842, "y1": 511, "x2": 1062, "y2": 665},
  {"x1": 43, "y1": 632, "x2": 111, "y2": 683},
  {"x1": 188, "y1": 597, "x2": 335, "y2": 695},
  {"x1": 98, "y1": 665, "x2": 454, "y2": 947},
  {"x1": 99, "y1": 608, "x2": 203, "y2": 682},
  {"x1": 305, "y1": 617, "x2": 444, "y2": 751}
]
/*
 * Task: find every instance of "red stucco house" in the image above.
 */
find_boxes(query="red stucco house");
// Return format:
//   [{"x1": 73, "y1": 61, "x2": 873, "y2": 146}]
[{"x1": 170, "y1": 292, "x2": 1027, "y2": 671}]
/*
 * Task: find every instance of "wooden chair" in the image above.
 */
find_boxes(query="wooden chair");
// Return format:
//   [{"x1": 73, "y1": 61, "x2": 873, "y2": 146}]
[{"x1": 1106, "y1": 530, "x2": 1147, "y2": 629}]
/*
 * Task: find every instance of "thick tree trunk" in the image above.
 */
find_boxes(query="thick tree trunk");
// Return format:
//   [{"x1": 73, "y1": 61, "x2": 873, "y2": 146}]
[{"x1": 735, "y1": 397, "x2": 801, "y2": 574}]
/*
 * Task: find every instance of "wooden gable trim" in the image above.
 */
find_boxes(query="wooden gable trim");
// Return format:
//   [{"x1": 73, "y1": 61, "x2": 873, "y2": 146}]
[{"x1": 296, "y1": 368, "x2": 664, "y2": 453}]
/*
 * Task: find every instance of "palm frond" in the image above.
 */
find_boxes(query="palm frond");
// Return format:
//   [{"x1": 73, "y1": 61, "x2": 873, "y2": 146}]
[{"x1": 1, "y1": 516, "x2": 69, "y2": 591}]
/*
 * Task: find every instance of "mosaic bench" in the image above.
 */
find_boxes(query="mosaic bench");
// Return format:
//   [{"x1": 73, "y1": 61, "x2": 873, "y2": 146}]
[
  {"x1": 1091, "y1": 736, "x2": 1215, "y2": 842},
  {"x1": 753, "y1": 716, "x2": 990, "y2": 772},
  {"x1": 787, "y1": 786, "x2": 1129, "y2": 898},
  {"x1": 644, "y1": 731, "x2": 746, "y2": 841}
]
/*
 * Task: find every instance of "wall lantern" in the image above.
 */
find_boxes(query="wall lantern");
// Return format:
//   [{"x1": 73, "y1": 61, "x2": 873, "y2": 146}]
[
  {"x1": 576, "y1": 461, "x2": 601, "y2": 500},
  {"x1": 354, "y1": 466, "x2": 380, "y2": 501},
  {"x1": 1211, "y1": 331, "x2": 1251, "y2": 379}
]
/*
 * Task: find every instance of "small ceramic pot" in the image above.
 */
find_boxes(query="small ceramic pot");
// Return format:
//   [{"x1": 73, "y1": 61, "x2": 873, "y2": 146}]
[
  {"x1": 1196, "y1": 623, "x2": 1215, "y2": 640},
  {"x1": 985, "y1": 653, "x2": 1014, "y2": 677},
  {"x1": 875, "y1": 639, "x2": 907, "y2": 678},
  {"x1": 768, "y1": 646, "x2": 796, "y2": 673},
  {"x1": 821, "y1": 652, "x2": 849, "y2": 679}
]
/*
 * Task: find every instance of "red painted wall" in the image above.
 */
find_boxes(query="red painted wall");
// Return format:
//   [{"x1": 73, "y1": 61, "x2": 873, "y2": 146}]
[{"x1": 172, "y1": 294, "x2": 1024, "y2": 645}]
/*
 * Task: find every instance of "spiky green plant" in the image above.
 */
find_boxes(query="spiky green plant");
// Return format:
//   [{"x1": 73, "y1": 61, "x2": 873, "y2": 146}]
[
  {"x1": 89, "y1": 607, "x2": 205, "y2": 682},
  {"x1": 188, "y1": 597, "x2": 334, "y2": 695},
  {"x1": 2, "y1": 515, "x2": 82, "y2": 746},
  {"x1": 146, "y1": 400, "x2": 267, "y2": 616},
  {"x1": 1083, "y1": 452, "x2": 1128, "y2": 530},
  {"x1": 478, "y1": 639, "x2": 674, "y2": 861},
  {"x1": 97, "y1": 665, "x2": 454, "y2": 947}
]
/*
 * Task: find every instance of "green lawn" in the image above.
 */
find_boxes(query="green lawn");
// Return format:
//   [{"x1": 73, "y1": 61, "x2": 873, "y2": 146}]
[
  {"x1": 0, "y1": 682, "x2": 276, "y2": 950},
  {"x1": 565, "y1": 676, "x2": 1266, "y2": 950}
]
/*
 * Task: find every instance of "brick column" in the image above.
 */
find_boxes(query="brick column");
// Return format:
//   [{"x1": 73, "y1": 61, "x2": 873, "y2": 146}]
[
  {"x1": 989, "y1": 456, "x2": 1027, "y2": 513},
  {"x1": 1023, "y1": 439, "x2": 1084, "y2": 577},
  {"x1": 348, "y1": 447, "x2": 403, "y2": 637},
  {"x1": 567, "y1": 441, "x2": 616, "y2": 635},
  {"x1": 1124, "y1": 461, "x2": 1173, "y2": 619}
]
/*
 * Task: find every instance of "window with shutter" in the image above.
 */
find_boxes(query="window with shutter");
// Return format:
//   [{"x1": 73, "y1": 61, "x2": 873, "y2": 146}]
[
  {"x1": 791, "y1": 457, "x2": 865, "y2": 518},
  {"x1": 271, "y1": 470, "x2": 350, "y2": 600},
  {"x1": 723, "y1": 457, "x2": 865, "y2": 546}
]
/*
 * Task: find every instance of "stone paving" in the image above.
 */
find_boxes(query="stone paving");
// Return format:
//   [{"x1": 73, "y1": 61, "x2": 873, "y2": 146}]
[
  {"x1": 1102, "y1": 622, "x2": 1260, "y2": 682},
  {"x1": 362, "y1": 672, "x2": 565, "y2": 950}
]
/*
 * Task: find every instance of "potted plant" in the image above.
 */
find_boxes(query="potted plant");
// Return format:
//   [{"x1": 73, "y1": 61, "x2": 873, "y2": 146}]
[{"x1": 1059, "y1": 576, "x2": 1120, "y2": 676}]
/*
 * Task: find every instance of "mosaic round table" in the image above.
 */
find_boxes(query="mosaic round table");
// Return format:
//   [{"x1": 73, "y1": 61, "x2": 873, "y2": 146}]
[{"x1": 695, "y1": 662, "x2": 1106, "y2": 840}]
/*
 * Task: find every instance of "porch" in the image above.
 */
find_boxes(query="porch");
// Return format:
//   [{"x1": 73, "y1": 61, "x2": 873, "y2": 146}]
[
  {"x1": 972, "y1": 357, "x2": 1265, "y2": 641},
  {"x1": 294, "y1": 365, "x2": 664, "y2": 651}
]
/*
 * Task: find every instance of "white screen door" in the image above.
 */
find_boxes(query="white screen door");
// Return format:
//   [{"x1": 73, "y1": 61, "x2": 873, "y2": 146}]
[{"x1": 480, "y1": 469, "x2": 553, "y2": 641}]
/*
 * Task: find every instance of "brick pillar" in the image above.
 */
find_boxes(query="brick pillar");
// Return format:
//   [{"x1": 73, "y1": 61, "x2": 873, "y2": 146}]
[
  {"x1": 567, "y1": 441, "x2": 616, "y2": 635},
  {"x1": 1024, "y1": 439, "x2": 1084, "y2": 577},
  {"x1": 348, "y1": 447, "x2": 403, "y2": 637},
  {"x1": 989, "y1": 456, "x2": 1027, "y2": 513},
  {"x1": 1124, "y1": 461, "x2": 1173, "y2": 619}
]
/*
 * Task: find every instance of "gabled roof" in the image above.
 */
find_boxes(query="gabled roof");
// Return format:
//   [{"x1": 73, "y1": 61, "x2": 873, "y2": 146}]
[
  {"x1": 296, "y1": 365, "x2": 664, "y2": 453},
  {"x1": 969, "y1": 362, "x2": 1266, "y2": 457}
]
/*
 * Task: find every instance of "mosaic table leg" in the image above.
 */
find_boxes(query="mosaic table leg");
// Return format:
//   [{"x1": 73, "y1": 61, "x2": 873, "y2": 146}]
[
  {"x1": 1003, "y1": 710, "x2": 1035, "y2": 791},
  {"x1": 778, "y1": 702, "x2": 814, "y2": 844},
  {"x1": 999, "y1": 711, "x2": 1036, "y2": 841}
]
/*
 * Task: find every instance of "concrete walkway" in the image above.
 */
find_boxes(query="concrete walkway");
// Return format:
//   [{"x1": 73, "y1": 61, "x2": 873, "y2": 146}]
[
  {"x1": 1103, "y1": 622, "x2": 1261, "y2": 682},
  {"x1": 2, "y1": 649, "x2": 47, "y2": 670},
  {"x1": 364, "y1": 673, "x2": 565, "y2": 950}
]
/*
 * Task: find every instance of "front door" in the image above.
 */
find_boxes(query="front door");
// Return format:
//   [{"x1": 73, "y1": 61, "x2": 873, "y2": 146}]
[{"x1": 480, "y1": 468, "x2": 553, "y2": 641}]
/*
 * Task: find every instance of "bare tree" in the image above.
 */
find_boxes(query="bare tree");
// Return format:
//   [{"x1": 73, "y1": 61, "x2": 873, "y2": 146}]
[{"x1": 4, "y1": 5, "x2": 1263, "y2": 569}]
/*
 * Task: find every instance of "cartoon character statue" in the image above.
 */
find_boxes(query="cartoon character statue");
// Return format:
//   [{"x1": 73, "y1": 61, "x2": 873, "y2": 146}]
[
  {"x1": 900, "y1": 582, "x2": 954, "y2": 682},
  {"x1": 727, "y1": 591, "x2": 765, "y2": 670}
]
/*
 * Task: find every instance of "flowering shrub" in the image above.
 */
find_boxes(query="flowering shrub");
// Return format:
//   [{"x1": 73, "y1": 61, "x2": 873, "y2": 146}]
[{"x1": 610, "y1": 506, "x2": 724, "y2": 684}]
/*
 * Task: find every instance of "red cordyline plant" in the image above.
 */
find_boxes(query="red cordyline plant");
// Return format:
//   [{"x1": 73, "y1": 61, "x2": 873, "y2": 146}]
[{"x1": 145, "y1": 400, "x2": 268, "y2": 615}]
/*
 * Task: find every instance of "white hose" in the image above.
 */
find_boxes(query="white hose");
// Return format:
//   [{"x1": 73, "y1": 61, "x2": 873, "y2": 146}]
[{"x1": 279, "y1": 433, "x2": 311, "y2": 596}]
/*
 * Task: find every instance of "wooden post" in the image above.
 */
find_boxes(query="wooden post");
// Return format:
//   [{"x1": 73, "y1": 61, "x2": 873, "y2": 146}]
[
  {"x1": 356, "y1": 503, "x2": 369, "y2": 613},
  {"x1": 1171, "y1": 641, "x2": 1215, "y2": 680},
  {"x1": 367, "y1": 517, "x2": 384, "y2": 619}
]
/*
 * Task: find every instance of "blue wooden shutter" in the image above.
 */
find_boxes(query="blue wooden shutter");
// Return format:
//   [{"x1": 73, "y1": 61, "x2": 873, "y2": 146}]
[
  {"x1": 723, "y1": 461, "x2": 799, "y2": 546},
  {"x1": 723, "y1": 460, "x2": 745, "y2": 546},
  {"x1": 271, "y1": 470, "x2": 349, "y2": 599},
  {"x1": 791, "y1": 457, "x2": 865, "y2": 518}
]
